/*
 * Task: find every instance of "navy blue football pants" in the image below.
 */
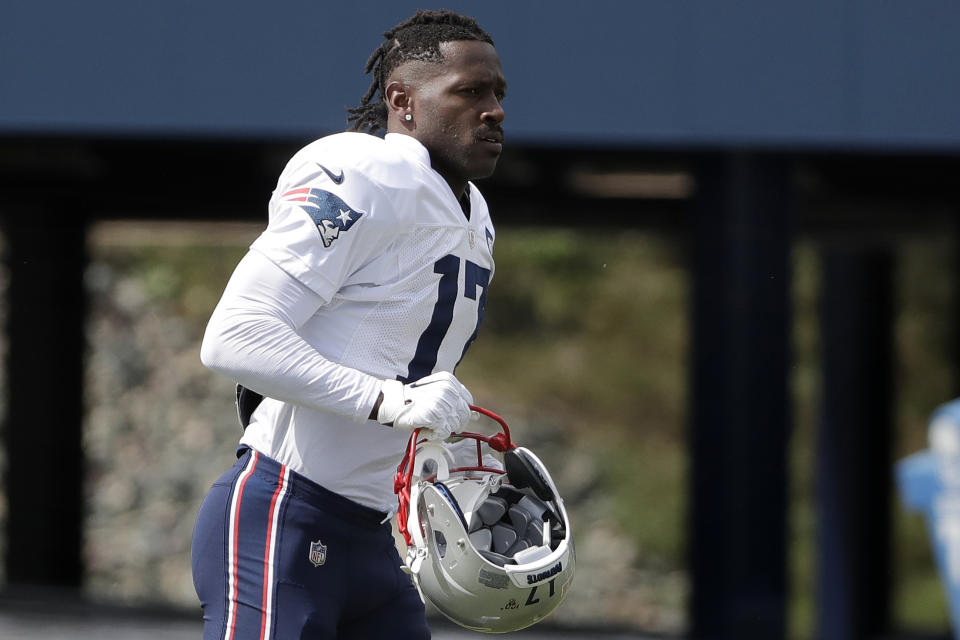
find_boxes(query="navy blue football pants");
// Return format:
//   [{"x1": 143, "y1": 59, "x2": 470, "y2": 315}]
[{"x1": 191, "y1": 448, "x2": 430, "y2": 639}]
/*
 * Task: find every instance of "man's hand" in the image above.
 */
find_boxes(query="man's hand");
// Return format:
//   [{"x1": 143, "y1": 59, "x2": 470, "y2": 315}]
[{"x1": 376, "y1": 372, "x2": 473, "y2": 441}]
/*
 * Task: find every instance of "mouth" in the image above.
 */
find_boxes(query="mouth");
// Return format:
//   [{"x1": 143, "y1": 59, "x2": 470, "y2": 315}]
[{"x1": 476, "y1": 131, "x2": 504, "y2": 152}]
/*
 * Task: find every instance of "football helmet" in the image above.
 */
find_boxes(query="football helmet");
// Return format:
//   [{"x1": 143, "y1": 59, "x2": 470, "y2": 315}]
[{"x1": 394, "y1": 406, "x2": 575, "y2": 633}]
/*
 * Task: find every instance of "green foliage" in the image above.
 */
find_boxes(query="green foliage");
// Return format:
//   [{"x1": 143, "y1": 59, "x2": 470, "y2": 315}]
[
  {"x1": 81, "y1": 222, "x2": 959, "y2": 634},
  {"x1": 94, "y1": 244, "x2": 248, "y2": 326},
  {"x1": 458, "y1": 227, "x2": 689, "y2": 566},
  {"x1": 787, "y1": 245, "x2": 821, "y2": 640},
  {"x1": 891, "y1": 239, "x2": 956, "y2": 632}
]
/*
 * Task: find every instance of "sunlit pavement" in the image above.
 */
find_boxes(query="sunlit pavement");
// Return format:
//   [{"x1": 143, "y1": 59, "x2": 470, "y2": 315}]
[
  {"x1": 0, "y1": 615, "x2": 652, "y2": 640},
  {"x1": 0, "y1": 592, "x2": 654, "y2": 640}
]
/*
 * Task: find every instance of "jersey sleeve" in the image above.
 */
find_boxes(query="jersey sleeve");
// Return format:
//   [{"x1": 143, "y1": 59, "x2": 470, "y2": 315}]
[
  {"x1": 200, "y1": 250, "x2": 382, "y2": 421},
  {"x1": 251, "y1": 151, "x2": 399, "y2": 303}
]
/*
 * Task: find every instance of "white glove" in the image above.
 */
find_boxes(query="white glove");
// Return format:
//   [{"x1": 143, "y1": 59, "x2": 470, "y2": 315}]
[{"x1": 377, "y1": 372, "x2": 473, "y2": 441}]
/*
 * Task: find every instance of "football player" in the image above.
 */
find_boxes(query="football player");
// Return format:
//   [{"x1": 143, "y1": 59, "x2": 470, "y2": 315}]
[{"x1": 191, "y1": 9, "x2": 506, "y2": 640}]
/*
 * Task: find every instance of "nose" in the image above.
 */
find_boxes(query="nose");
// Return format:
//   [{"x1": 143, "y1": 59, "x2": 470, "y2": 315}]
[{"x1": 482, "y1": 96, "x2": 505, "y2": 126}]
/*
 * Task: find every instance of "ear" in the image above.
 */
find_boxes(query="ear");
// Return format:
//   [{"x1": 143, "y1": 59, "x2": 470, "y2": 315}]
[{"x1": 384, "y1": 80, "x2": 413, "y2": 125}]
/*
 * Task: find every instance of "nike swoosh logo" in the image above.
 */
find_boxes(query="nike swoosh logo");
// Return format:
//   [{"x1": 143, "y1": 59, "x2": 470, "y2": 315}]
[
  {"x1": 409, "y1": 379, "x2": 443, "y2": 388},
  {"x1": 316, "y1": 163, "x2": 344, "y2": 184}
]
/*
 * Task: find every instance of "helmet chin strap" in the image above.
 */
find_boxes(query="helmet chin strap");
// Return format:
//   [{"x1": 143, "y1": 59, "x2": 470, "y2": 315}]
[
  {"x1": 403, "y1": 440, "x2": 454, "y2": 575},
  {"x1": 404, "y1": 482, "x2": 428, "y2": 577},
  {"x1": 413, "y1": 442, "x2": 453, "y2": 482}
]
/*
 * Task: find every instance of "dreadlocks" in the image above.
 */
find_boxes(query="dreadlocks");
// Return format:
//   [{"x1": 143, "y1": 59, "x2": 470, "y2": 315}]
[{"x1": 346, "y1": 9, "x2": 494, "y2": 133}]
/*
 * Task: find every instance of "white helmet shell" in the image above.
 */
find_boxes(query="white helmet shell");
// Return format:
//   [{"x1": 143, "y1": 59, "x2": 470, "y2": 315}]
[{"x1": 394, "y1": 408, "x2": 575, "y2": 633}]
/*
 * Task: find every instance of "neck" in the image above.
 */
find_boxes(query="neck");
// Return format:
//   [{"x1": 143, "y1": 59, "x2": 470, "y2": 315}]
[
  {"x1": 441, "y1": 174, "x2": 467, "y2": 200},
  {"x1": 429, "y1": 159, "x2": 467, "y2": 200}
]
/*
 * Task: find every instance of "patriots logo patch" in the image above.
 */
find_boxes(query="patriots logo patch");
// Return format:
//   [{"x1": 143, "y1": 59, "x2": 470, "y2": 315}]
[{"x1": 282, "y1": 188, "x2": 364, "y2": 248}]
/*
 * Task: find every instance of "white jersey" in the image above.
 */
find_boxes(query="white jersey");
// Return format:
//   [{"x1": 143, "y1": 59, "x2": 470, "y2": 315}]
[{"x1": 234, "y1": 132, "x2": 495, "y2": 512}]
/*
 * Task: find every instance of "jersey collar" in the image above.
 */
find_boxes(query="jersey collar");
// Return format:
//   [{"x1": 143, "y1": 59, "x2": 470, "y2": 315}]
[
  {"x1": 384, "y1": 133, "x2": 431, "y2": 167},
  {"x1": 385, "y1": 132, "x2": 474, "y2": 218}
]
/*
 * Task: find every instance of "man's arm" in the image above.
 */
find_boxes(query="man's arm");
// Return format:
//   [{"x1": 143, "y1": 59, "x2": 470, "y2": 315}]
[
  {"x1": 202, "y1": 250, "x2": 473, "y2": 438},
  {"x1": 201, "y1": 250, "x2": 381, "y2": 422}
]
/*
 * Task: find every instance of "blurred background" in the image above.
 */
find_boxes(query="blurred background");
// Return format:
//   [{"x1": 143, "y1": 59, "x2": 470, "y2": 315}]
[{"x1": 1, "y1": 1, "x2": 959, "y2": 639}]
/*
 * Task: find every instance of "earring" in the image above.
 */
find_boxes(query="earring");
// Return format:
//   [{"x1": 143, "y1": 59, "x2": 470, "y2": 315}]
[{"x1": 404, "y1": 113, "x2": 413, "y2": 121}]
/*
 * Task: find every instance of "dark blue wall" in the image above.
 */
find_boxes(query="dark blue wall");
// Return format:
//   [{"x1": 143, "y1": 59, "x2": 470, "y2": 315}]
[{"x1": 2, "y1": 0, "x2": 959, "y2": 149}]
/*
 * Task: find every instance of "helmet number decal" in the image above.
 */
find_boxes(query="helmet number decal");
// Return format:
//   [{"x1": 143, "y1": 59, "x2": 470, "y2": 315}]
[
  {"x1": 523, "y1": 578, "x2": 556, "y2": 607},
  {"x1": 525, "y1": 586, "x2": 540, "y2": 606}
]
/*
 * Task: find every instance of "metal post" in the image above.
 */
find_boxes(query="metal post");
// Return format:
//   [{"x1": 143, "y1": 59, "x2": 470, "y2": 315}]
[
  {"x1": 2, "y1": 204, "x2": 87, "y2": 588},
  {"x1": 689, "y1": 152, "x2": 794, "y2": 640},
  {"x1": 817, "y1": 248, "x2": 894, "y2": 640}
]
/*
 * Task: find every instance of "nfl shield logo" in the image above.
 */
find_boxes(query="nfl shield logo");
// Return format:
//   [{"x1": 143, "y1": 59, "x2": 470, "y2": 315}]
[{"x1": 309, "y1": 539, "x2": 327, "y2": 567}]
